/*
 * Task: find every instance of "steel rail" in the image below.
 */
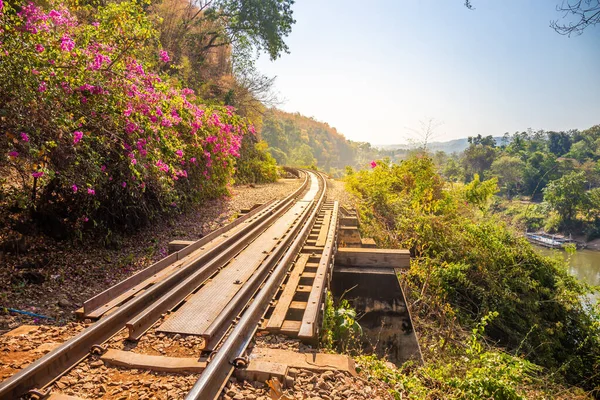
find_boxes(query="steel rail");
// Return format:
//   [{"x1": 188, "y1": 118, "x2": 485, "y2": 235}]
[
  {"x1": 185, "y1": 172, "x2": 328, "y2": 400},
  {"x1": 83, "y1": 197, "x2": 278, "y2": 316},
  {"x1": 125, "y1": 179, "x2": 310, "y2": 339},
  {"x1": 0, "y1": 171, "x2": 309, "y2": 400},
  {"x1": 201, "y1": 180, "x2": 314, "y2": 346}
]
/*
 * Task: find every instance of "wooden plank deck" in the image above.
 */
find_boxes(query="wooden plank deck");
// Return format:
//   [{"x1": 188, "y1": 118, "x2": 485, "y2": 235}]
[
  {"x1": 298, "y1": 202, "x2": 339, "y2": 341},
  {"x1": 157, "y1": 201, "x2": 308, "y2": 336},
  {"x1": 266, "y1": 254, "x2": 309, "y2": 331}
]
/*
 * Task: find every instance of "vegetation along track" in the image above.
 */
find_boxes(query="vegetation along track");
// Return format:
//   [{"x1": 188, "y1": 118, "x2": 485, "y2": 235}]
[{"x1": 0, "y1": 170, "x2": 333, "y2": 400}]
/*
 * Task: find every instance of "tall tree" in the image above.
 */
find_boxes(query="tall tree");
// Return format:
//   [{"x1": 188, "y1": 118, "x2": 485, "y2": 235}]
[
  {"x1": 543, "y1": 171, "x2": 588, "y2": 223},
  {"x1": 547, "y1": 131, "x2": 572, "y2": 156},
  {"x1": 490, "y1": 155, "x2": 525, "y2": 197},
  {"x1": 462, "y1": 135, "x2": 497, "y2": 181}
]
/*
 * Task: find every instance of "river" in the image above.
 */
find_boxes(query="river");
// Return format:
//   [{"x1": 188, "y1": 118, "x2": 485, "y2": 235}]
[{"x1": 536, "y1": 247, "x2": 600, "y2": 299}]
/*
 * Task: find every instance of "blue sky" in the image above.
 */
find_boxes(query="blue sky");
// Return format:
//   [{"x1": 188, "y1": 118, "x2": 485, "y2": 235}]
[{"x1": 256, "y1": 0, "x2": 600, "y2": 145}]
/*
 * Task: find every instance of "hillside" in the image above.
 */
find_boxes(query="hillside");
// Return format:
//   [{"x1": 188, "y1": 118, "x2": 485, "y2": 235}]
[
  {"x1": 378, "y1": 136, "x2": 505, "y2": 154},
  {"x1": 260, "y1": 109, "x2": 405, "y2": 172}
]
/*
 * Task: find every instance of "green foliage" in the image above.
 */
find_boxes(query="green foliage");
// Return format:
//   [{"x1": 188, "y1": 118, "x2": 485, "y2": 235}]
[
  {"x1": 219, "y1": 0, "x2": 295, "y2": 61},
  {"x1": 543, "y1": 171, "x2": 588, "y2": 224},
  {"x1": 464, "y1": 174, "x2": 498, "y2": 212},
  {"x1": 462, "y1": 134, "x2": 497, "y2": 181},
  {"x1": 234, "y1": 137, "x2": 279, "y2": 184},
  {"x1": 357, "y1": 344, "x2": 577, "y2": 400},
  {"x1": 321, "y1": 291, "x2": 362, "y2": 353},
  {"x1": 490, "y1": 155, "x2": 525, "y2": 197},
  {"x1": 346, "y1": 155, "x2": 600, "y2": 394},
  {"x1": 259, "y1": 109, "x2": 401, "y2": 172}
]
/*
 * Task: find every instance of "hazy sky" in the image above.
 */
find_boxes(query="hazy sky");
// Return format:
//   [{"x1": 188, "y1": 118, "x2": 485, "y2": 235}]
[{"x1": 256, "y1": 0, "x2": 600, "y2": 145}]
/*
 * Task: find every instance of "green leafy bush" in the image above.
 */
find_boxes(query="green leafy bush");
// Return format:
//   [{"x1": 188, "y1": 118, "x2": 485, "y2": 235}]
[
  {"x1": 346, "y1": 155, "x2": 600, "y2": 394},
  {"x1": 321, "y1": 291, "x2": 362, "y2": 353},
  {"x1": 234, "y1": 137, "x2": 279, "y2": 184}
]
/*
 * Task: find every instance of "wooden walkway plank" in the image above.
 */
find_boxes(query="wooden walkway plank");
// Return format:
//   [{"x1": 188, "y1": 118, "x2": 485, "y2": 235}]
[
  {"x1": 298, "y1": 202, "x2": 339, "y2": 341},
  {"x1": 266, "y1": 254, "x2": 309, "y2": 331},
  {"x1": 158, "y1": 201, "x2": 307, "y2": 336},
  {"x1": 336, "y1": 248, "x2": 410, "y2": 268},
  {"x1": 315, "y1": 210, "x2": 332, "y2": 247}
]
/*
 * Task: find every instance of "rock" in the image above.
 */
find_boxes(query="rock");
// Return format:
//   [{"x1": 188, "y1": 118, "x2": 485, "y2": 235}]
[
  {"x1": 316, "y1": 380, "x2": 330, "y2": 390},
  {"x1": 321, "y1": 370, "x2": 335, "y2": 381},
  {"x1": 58, "y1": 298, "x2": 72, "y2": 308},
  {"x1": 90, "y1": 360, "x2": 104, "y2": 368}
]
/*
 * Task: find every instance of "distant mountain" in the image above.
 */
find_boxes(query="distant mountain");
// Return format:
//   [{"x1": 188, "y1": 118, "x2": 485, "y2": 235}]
[{"x1": 377, "y1": 136, "x2": 505, "y2": 154}]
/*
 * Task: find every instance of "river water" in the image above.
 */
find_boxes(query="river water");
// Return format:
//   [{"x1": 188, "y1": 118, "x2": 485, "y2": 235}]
[{"x1": 536, "y1": 247, "x2": 600, "y2": 299}]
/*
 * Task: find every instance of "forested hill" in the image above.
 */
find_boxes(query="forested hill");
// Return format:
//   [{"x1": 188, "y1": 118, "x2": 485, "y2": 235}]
[{"x1": 259, "y1": 109, "x2": 403, "y2": 173}]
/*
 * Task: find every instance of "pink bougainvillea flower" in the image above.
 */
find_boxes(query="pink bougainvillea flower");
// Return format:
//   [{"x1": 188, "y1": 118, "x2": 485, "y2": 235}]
[
  {"x1": 20, "y1": 132, "x2": 29, "y2": 142},
  {"x1": 0, "y1": 0, "x2": 4, "y2": 13},
  {"x1": 60, "y1": 34, "x2": 74, "y2": 52},
  {"x1": 175, "y1": 149, "x2": 183, "y2": 157},
  {"x1": 71, "y1": 184, "x2": 78, "y2": 193},
  {"x1": 121, "y1": 182, "x2": 127, "y2": 188},
  {"x1": 87, "y1": 188, "x2": 95, "y2": 195},
  {"x1": 73, "y1": 131, "x2": 83, "y2": 144},
  {"x1": 8, "y1": 151, "x2": 18, "y2": 158},
  {"x1": 38, "y1": 81, "x2": 47, "y2": 92},
  {"x1": 370, "y1": 161, "x2": 377, "y2": 168},
  {"x1": 190, "y1": 157, "x2": 197, "y2": 164},
  {"x1": 83, "y1": 216, "x2": 89, "y2": 222},
  {"x1": 159, "y1": 50, "x2": 170, "y2": 63},
  {"x1": 131, "y1": 158, "x2": 137, "y2": 165},
  {"x1": 35, "y1": 44, "x2": 44, "y2": 53},
  {"x1": 32, "y1": 171, "x2": 44, "y2": 178},
  {"x1": 156, "y1": 160, "x2": 169, "y2": 172},
  {"x1": 100, "y1": 165, "x2": 106, "y2": 172}
]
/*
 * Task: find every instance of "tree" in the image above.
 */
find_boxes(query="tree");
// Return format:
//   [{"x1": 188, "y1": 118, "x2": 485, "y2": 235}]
[
  {"x1": 547, "y1": 131, "x2": 572, "y2": 156},
  {"x1": 551, "y1": 0, "x2": 600, "y2": 35},
  {"x1": 443, "y1": 157, "x2": 463, "y2": 182},
  {"x1": 490, "y1": 155, "x2": 525, "y2": 197},
  {"x1": 152, "y1": 0, "x2": 294, "y2": 108},
  {"x1": 543, "y1": 171, "x2": 588, "y2": 223},
  {"x1": 461, "y1": 135, "x2": 497, "y2": 181},
  {"x1": 406, "y1": 118, "x2": 443, "y2": 151},
  {"x1": 465, "y1": 0, "x2": 600, "y2": 35}
]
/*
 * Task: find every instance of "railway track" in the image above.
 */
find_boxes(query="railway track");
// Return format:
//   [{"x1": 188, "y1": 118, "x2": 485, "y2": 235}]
[{"x1": 0, "y1": 170, "x2": 339, "y2": 400}]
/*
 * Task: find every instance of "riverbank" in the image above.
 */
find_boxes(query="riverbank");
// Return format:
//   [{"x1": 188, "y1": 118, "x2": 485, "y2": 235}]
[{"x1": 493, "y1": 199, "x2": 600, "y2": 251}]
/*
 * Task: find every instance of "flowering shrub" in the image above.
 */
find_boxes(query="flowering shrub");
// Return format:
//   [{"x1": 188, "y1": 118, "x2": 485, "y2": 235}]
[{"x1": 0, "y1": 0, "x2": 253, "y2": 233}]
